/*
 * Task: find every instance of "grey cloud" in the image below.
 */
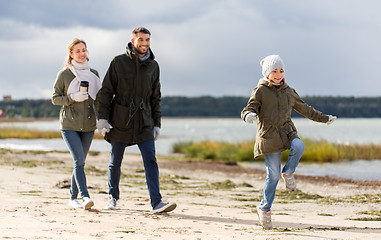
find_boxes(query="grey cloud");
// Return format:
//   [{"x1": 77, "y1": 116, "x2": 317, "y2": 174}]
[
  {"x1": 1, "y1": 0, "x2": 381, "y2": 99},
  {"x1": 0, "y1": 0, "x2": 214, "y2": 29}
]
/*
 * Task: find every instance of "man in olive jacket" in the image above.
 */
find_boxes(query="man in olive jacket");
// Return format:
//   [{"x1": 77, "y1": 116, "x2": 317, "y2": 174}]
[{"x1": 95, "y1": 27, "x2": 176, "y2": 213}]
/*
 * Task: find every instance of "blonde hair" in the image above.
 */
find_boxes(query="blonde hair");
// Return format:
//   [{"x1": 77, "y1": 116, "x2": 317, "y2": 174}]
[{"x1": 63, "y1": 38, "x2": 89, "y2": 68}]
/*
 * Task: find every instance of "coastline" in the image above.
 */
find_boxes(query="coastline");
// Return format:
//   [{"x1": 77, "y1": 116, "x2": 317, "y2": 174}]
[{"x1": 0, "y1": 151, "x2": 380, "y2": 239}]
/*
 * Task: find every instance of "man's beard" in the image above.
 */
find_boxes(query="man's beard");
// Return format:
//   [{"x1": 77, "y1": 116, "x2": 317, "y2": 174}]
[{"x1": 135, "y1": 47, "x2": 148, "y2": 56}]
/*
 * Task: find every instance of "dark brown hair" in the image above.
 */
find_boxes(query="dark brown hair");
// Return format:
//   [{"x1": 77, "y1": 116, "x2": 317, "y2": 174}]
[{"x1": 132, "y1": 27, "x2": 151, "y2": 36}]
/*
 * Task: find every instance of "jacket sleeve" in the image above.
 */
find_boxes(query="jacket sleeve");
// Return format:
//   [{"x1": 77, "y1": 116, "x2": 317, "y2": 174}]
[
  {"x1": 95, "y1": 60, "x2": 117, "y2": 120},
  {"x1": 241, "y1": 87, "x2": 261, "y2": 121},
  {"x1": 150, "y1": 66, "x2": 161, "y2": 128},
  {"x1": 90, "y1": 69, "x2": 100, "y2": 78},
  {"x1": 292, "y1": 89, "x2": 329, "y2": 123},
  {"x1": 51, "y1": 70, "x2": 75, "y2": 106}
]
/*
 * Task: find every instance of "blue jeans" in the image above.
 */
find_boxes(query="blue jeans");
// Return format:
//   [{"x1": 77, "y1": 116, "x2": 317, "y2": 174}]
[
  {"x1": 61, "y1": 130, "x2": 94, "y2": 200},
  {"x1": 258, "y1": 138, "x2": 305, "y2": 212},
  {"x1": 108, "y1": 140, "x2": 162, "y2": 208}
]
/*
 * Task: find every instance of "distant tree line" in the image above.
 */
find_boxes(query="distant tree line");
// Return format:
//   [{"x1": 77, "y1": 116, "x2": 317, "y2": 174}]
[
  {"x1": 0, "y1": 99, "x2": 59, "y2": 118},
  {"x1": 1, "y1": 96, "x2": 381, "y2": 119}
]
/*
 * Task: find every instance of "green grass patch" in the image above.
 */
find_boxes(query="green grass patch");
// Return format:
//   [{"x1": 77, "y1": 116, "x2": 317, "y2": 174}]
[
  {"x1": 209, "y1": 179, "x2": 237, "y2": 190},
  {"x1": 0, "y1": 159, "x2": 64, "y2": 168},
  {"x1": 18, "y1": 190, "x2": 42, "y2": 196},
  {"x1": 88, "y1": 151, "x2": 100, "y2": 156},
  {"x1": 85, "y1": 166, "x2": 107, "y2": 176},
  {"x1": 135, "y1": 168, "x2": 145, "y2": 173},
  {"x1": 275, "y1": 212, "x2": 289, "y2": 215},
  {"x1": 317, "y1": 194, "x2": 381, "y2": 204},
  {"x1": 347, "y1": 217, "x2": 381, "y2": 221},
  {"x1": 276, "y1": 189, "x2": 324, "y2": 200},
  {"x1": 172, "y1": 141, "x2": 253, "y2": 162},
  {"x1": 172, "y1": 139, "x2": 381, "y2": 163},
  {"x1": 357, "y1": 210, "x2": 381, "y2": 216},
  {"x1": 234, "y1": 189, "x2": 325, "y2": 204},
  {"x1": 345, "y1": 194, "x2": 381, "y2": 203},
  {"x1": 0, "y1": 127, "x2": 105, "y2": 139},
  {"x1": 318, "y1": 213, "x2": 335, "y2": 216},
  {"x1": 349, "y1": 211, "x2": 381, "y2": 221},
  {"x1": 241, "y1": 182, "x2": 254, "y2": 188},
  {"x1": 0, "y1": 148, "x2": 68, "y2": 155},
  {"x1": 234, "y1": 196, "x2": 263, "y2": 202},
  {"x1": 0, "y1": 127, "x2": 61, "y2": 139},
  {"x1": 158, "y1": 174, "x2": 193, "y2": 190}
]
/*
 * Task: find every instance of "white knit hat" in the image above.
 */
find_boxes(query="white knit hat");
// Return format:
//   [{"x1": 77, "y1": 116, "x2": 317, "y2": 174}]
[{"x1": 260, "y1": 55, "x2": 285, "y2": 78}]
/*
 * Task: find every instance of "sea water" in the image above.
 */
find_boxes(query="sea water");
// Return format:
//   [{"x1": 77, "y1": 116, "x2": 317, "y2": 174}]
[{"x1": 1, "y1": 118, "x2": 380, "y2": 180}]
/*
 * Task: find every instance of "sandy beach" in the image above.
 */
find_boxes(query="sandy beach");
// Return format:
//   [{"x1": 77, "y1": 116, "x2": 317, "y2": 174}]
[{"x1": 0, "y1": 150, "x2": 380, "y2": 240}]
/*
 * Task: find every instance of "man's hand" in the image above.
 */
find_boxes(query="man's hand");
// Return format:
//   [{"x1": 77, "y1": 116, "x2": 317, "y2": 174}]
[
  {"x1": 97, "y1": 119, "x2": 113, "y2": 136},
  {"x1": 153, "y1": 126, "x2": 160, "y2": 140}
]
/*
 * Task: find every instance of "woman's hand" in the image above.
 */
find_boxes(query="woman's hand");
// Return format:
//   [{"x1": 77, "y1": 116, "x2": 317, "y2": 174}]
[
  {"x1": 70, "y1": 91, "x2": 88, "y2": 102},
  {"x1": 244, "y1": 112, "x2": 257, "y2": 124},
  {"x1": 327, "y1": 115, "x2": 337, "y2": 125}
]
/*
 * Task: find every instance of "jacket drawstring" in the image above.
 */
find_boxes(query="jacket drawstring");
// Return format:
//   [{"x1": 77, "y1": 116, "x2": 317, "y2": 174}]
[{"x1": 125, "y1": 99, "x2": 144, "y2": 130}]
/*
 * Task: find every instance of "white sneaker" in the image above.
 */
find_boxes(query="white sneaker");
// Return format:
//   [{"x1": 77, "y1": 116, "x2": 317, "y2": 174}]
[
  {"x1": 69, "y1": 199, "x2": 83, "y2": 209},
  {"x1": 83, "y1": 197, "x2": 94, "y2": 210},
  {"x1": 256, "y1": 206, "x2": 272, "y2": 229},
  {"x1": 152, "y1": 201, "x2": 177, "y2": 214},
  {"x1": 282, "y1": 173, "x2": 296, "y2": 191},
  {"x1": 105, "y1": 195, "x2": 118, "y2": 210}
]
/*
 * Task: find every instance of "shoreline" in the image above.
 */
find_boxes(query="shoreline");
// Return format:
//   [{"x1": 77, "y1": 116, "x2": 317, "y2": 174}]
[
  {"x1": 0, "y1": 151, "x2": 380, "y2": 239},
  {"x1": 158, "y1": 158, "x2": 381, "y2": 188},
  {"x1": 1, "y1": 147, "x2": 381, "y2": 182}
]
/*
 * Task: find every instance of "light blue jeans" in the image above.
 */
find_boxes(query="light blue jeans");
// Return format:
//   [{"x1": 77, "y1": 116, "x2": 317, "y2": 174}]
[
  {"x1": 258, "y1": 138, "x2": 305, "y2": 212},
  {"x1": 61, "y1": 130, "x2": 94, "y2": 200}
]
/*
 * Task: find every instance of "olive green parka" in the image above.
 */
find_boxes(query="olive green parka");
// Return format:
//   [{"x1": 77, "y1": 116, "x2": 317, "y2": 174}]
[
  {"x1": 241, "y1": 78, "x2": 329, "y2": 158},
  {"x1": 51, "y1": 68, "x2": 99, "y2": 132},
  {"x1": 95, "y1": 43, "x2": 161, "y2": 144}
]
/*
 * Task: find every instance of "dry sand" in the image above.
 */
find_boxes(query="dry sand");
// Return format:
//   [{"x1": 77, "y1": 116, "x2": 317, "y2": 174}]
[{"x1": 0, "y1": 150, "x2": 380, "y2": 240}]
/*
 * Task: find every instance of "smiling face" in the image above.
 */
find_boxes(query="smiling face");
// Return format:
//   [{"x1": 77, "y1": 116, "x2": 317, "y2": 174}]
[
  {"x1": 131, "y1": 32, "x2": 150, "y2": 57},
  {"x1": 70, "y1": 42, "x2": 88, "y2": 63},
  {"x1": 267, "y1": 68, "x2": 284, "y2": 84}
]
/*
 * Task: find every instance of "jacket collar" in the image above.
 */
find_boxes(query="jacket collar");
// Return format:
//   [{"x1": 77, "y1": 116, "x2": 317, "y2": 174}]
[{"x1": 258, "y1": 78, "x2": 288, "y2": 90}]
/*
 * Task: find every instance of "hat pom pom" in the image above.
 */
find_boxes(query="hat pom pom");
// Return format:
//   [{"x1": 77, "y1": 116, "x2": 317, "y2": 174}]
[{"x1": 260, "y1": 59, "x2": 265, "y2": 67}]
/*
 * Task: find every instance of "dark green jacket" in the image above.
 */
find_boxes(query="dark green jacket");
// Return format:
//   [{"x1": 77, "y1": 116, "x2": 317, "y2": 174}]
[
  {"x1": 241, "y1": 78, "x2": 329, "y2": 158},
  {"x1": 95, "y1": 43, "x2": 161, "y2": 144},
  {"x1": 51, "y1": 68, "x2": 99, "y2": 132}
]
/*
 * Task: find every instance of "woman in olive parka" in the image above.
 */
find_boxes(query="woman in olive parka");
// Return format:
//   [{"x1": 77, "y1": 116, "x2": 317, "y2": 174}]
[
  {"x1": 52, "y1": 38, "x2": 101, "y2": 210},
  {"x1": 241, "y1": 55, "x2": 336, "y2": 229}
]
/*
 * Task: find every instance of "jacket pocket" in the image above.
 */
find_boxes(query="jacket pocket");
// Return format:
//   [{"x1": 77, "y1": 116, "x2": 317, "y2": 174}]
[
  {"x1": 110, "y1": 103, "x2": 131, "y2": 130},
  {"x1": 258, "y1": 119, "x2": 273, "y2": 138},
  {"x1": 142, "y1": 102, "x2": 154, "y2": 127},
  {"x1": 282, "y1": 121, "x2": 296, "y2": 138}
]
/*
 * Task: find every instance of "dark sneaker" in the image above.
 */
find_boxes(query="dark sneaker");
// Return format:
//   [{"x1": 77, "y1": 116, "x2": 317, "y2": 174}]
[
  {"x1": 152, "y1": 201, "x2": 177, "y2": 214},
  {"x1": 105, "y1": 195, "x2": 118, "y2": 210},
  {"x1": 282, "y1": 173, "x2": 296, "y2": 191},
  {"x1": 256, "y1": 206, "x2": 272, "y2": 229}
]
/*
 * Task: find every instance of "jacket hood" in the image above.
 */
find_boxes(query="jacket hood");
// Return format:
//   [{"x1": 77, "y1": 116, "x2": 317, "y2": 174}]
[{"x1": 126, "y1": 42, "x2": 155, "y2": 62}]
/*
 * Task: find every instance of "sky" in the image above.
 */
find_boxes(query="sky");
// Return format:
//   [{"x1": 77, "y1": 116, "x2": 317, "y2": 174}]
[{"x1": 0, "y1": 0, "x2": 380, "y2": 100}]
